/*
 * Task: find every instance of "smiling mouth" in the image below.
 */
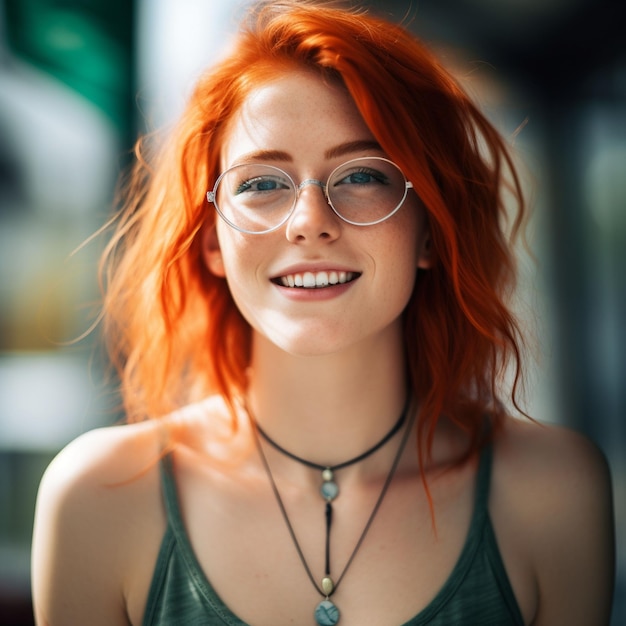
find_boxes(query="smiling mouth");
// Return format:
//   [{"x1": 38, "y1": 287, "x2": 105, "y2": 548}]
[{"x1": 273, "y1": 271, "x2": 360, "y2": 289}]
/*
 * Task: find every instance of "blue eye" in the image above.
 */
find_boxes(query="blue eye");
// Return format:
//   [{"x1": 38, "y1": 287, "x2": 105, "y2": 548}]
[
  {"x1": 336, "y1": 168, "x2": 389, "y2": 186},
  {"x1": 236, "y1": 176, "x2": 290, "y2": 195},
  {"x1": 346, "y1": 172, "x2": 372, "y2": 184}
]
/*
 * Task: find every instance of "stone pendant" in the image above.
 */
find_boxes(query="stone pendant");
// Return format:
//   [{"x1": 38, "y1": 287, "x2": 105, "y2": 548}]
[
  {"x1": 314, "y1": 599, "x2": 340, "y2": 625},
  {"x1": 320, "y1": 468, "x2": 339, "y2": 501}
]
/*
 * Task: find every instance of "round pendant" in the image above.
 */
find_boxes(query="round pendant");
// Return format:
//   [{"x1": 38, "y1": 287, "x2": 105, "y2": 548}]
[
  {"x1": 320, "y1": 480, "x2": 339, "y2": 501},
  {"x1": 315, "y1": 599, "x2": 340, "y2": 625},
  {"x1": 322, "y1": 468, "x2": 334, "y2": 482}
]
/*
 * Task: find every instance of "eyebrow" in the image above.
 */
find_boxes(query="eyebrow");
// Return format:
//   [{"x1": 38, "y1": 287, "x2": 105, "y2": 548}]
[
  {"x1": 233, "y1": 149, "x2": 293, "y2": 165},
  {"x1": 324, "y1": 140, "x2": 383, "y2": 159},
  {"x1": 231, "y1": 140, "x2": 384, "y2": 166}
]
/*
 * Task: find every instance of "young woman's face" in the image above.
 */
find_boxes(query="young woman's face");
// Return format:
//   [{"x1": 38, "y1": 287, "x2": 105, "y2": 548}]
[{"x1": 204, "y1": 70, "x2": 431, "y2": 357}]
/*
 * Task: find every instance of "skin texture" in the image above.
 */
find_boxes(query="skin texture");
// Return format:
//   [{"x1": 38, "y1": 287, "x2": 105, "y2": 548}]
[{"x1": 32, "y1": 72, "x2": 615, "y2": 626}]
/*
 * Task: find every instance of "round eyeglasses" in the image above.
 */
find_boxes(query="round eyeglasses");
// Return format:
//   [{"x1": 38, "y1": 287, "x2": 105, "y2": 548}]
[{"x1": 206, "y1": 156, "x2": 414, "y2": 234}]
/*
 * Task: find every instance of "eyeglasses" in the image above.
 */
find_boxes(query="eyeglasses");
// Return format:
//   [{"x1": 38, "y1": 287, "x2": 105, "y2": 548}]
[{"x1": 206, "y1": 156, "x2": 413, "y2": 234}]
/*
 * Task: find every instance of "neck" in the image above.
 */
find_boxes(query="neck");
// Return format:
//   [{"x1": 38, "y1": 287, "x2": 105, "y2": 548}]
[{"x1": 245, "y1": 323, "x2": 410, "y2": 469}]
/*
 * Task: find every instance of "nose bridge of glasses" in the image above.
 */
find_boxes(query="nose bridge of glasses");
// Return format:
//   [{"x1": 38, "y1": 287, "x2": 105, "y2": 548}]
[
  {"x1": 296, "y1": 178, "x2": 326, "y2": 194},
  {"x1": 293, "y1": 178, "x2": 331, "y2": 212}
]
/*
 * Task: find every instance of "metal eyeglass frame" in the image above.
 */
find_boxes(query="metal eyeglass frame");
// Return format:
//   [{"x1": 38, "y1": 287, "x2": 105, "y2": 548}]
[{"x1": 206, "y1": 156, "x2": 414, "y2": 235}]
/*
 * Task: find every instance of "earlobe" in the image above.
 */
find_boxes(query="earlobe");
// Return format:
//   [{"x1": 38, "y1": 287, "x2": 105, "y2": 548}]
[{"x1": 202, "y1": 224, "x2": 226, "y2": 277}]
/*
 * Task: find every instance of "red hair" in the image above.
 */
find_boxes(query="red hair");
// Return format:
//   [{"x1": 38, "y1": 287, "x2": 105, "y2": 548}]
[{"x1": 101, "y1": 0, "x2": 527, "y2": 460}]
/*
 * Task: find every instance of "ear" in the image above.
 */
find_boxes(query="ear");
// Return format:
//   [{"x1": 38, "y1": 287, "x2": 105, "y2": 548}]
[
  {"x1": 417, "y1": 231, "x2": 433, "y2": 270},
  {"x1": 201, "y1": 223, "x2": 226, "y2": 277}
]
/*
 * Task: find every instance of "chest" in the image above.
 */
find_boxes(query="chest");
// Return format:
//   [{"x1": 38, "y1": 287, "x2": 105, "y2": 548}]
[{"x1": 174, "y1": 462, "x2": 480, "y2": 626}]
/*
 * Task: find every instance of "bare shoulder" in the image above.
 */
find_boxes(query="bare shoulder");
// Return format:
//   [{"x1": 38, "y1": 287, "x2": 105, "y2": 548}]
[
  {"x1": 35, "y1": 420, "x2": 166, "y2": 533},
  {"x1": 493, "y1": 416, "x2": 612, "y2": 497},
  {"x1": 491, "y1": 417, "x2": 615, "y2": 625},
  {"x1": 39, "y1": 419, "x2": 165, "y2": 490},
  {"x1": 32, "y1": 420, "x2": 167, "y2": 626}
]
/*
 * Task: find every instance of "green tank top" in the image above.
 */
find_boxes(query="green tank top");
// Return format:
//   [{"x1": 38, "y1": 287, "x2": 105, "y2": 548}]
[{"x1": 143, "y1": 444, "x2": 525, "y2": 625}]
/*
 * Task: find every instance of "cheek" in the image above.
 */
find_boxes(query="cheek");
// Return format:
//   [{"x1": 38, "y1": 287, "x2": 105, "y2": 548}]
[
  {"x1": 214, "y1": 223, "x2": 248, "y2": 275},
  {"x1": 385, "y1": 212, "x2": 423, "y2": 299},
  {"x1": 365, "y1": 221, "x2": 419, "y2": 304},
  {"x1": 215, "y1": 226, "x2": 272, "y2": 298},
  {"x1": 390, "y1": 207, "x2": 423, "y2": 267}
]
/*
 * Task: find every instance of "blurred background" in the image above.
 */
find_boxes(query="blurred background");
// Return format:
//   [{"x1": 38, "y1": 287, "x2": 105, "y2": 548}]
[{"x1": 0, "y1": 0, "x2": 623, "y2": 623}]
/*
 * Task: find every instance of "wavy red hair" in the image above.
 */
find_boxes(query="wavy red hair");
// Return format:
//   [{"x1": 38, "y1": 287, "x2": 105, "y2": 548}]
[{"x1": 101, "y1": 0, "x2": 527, "y2": 460}]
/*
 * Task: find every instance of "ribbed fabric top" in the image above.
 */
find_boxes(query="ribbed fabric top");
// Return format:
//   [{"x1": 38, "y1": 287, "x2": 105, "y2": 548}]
[{"x1": 143, "y1": 444, "x2": 525, "y2": 625}]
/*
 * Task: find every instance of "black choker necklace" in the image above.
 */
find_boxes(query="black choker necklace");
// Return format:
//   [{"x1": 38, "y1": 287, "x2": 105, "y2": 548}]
[
  {"x1": 255, "y1": 404, "x2": 407, "y2": 501},
  {"x1": 249, "y1": 399, "x2": 412, "y2": 626}
]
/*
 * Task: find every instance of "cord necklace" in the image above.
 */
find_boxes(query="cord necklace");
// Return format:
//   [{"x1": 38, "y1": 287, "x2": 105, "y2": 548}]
[{"x1": 248, "y1": 399, "x2": 413, "y2": 626}]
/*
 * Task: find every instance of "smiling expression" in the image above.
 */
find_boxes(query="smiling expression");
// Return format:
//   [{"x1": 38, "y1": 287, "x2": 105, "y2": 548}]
[{"x1": 203, "y1": 70, "x2": 431, "y2": 357}]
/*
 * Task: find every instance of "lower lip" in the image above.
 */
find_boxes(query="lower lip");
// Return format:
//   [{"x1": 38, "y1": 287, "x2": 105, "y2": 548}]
[{"x1": 273, "y1": 278, "x2": 358, "y2": 301}]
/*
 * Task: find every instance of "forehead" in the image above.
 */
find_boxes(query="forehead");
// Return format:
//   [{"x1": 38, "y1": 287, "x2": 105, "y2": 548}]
[{"x1": 220, "y1": 70, "x2": 377, "y2": 169}]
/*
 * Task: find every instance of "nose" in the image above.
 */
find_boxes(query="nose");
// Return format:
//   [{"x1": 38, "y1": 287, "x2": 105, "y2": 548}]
[{"x1": 285, "y1": 180, "x2": 341, "y2": 243}]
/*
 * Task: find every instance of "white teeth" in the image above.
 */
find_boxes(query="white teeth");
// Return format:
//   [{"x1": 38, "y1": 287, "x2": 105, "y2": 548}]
[
  {"x1": 315, "y1": 271, "x2": 329, "y2": 287},
  {"x1": 278, "y1": 271, "x2": 355, "y2": 288}
]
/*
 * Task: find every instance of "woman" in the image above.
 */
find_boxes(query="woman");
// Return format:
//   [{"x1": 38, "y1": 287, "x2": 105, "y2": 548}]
[{"x1": 32, "y1": 1, "x2": 615, "y2": 624}]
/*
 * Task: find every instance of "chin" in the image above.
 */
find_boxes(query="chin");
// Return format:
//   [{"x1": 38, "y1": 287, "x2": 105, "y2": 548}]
[
  {"x1": 254, "y1": 323, "x2": 357, "y2": 359},
  {"x1": 272, "y1": 335, "x2": 350, "y2": 358}
]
